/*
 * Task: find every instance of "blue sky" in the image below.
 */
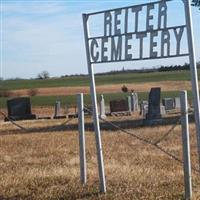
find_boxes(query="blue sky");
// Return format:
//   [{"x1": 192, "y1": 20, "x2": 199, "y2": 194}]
[{"x1": 1, "y1": 0, "x2": 200, "y2": 79}]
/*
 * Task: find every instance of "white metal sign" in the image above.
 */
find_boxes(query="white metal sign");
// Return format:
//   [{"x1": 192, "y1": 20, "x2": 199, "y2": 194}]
[
  {"x1": 82, "y1": 0, "x2": 200, "y2": 193},
  {"x1": 88, "y1": 1, "x2": 188, "y2": 63}
]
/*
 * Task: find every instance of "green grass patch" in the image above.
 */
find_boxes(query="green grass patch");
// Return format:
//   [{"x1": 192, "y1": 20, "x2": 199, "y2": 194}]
[
  {"x1": 0, "y1": 91, "x2": 193, "y2": 108},
  {"x1": 1, "y1": 70, "x2": 199, "y2": 90}
]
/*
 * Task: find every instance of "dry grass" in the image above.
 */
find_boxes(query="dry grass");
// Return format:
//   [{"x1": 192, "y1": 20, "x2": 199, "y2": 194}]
[
  {"x1": 10, "y1": 81, "x2": 194, "y2": 97},
  {"x1": 0, "y1": 119, "x2": 200, "y2": 200}
]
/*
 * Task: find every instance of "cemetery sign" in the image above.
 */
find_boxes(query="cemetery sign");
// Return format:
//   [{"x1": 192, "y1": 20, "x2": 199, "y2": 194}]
[
  {"x1": 88, "y1": 1, "x2": 188, "y2": 63},
  {"x1": 82, "y1": 0, "x2": 200, "y2": 193}
]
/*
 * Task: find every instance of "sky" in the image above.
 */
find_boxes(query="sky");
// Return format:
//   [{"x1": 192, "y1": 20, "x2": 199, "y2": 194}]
[{"x1": 0, "y1": 0, "x2": 200, "y2": 79}]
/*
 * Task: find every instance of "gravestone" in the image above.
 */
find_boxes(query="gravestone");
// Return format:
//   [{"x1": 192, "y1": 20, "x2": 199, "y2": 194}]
[
  {"x1": 162, "y1": 98, "x2": 175, "y2": 111},
  {"x1": 174, "y1": 97, "x2": 181, "y2": 109},
  {"x1": 130, "y1": 92, "x2": 139, "y2": 112},
  {"x1": 142, "y1": 104, "x2": 149, "y2": 118},
  {"x1": 140, "y1": 100, "x2": 148, "y2": 115},
  {"x1": 160, "y1": 105, "x2": 166, "y2": 115},
  {"x1": 6, "y1": 97, "x2": 36, "y2": 121},
  {"x1": 109, "y1": 99, "x2": 129, "y2": 113},
  {"x1": 54, "y1": 101, "x2": 61, "y2": 117},
  {"x1": 53, "y1": 100, "x2": 66, "y2": 119},
  {"x1": 99, "y1": 95, "x2": 106, "y2": 119},
  {"x1": 146, "y1": 87, "x2": 161, "y2": 120},
  {"x1": 127, "y1": 96, "x2": 132, "y2": 113}
]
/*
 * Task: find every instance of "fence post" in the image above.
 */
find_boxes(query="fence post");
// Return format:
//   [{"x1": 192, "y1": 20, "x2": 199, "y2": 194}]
[
  {"x1": 183, "y1": 0, "x2": 200, "y2": 169},
  {"x1": 180, "y1": 91, "x2": 192, "y2": 200},
  {"x1": 77, "y1": 93, "x2": 87, "y2": 184}
]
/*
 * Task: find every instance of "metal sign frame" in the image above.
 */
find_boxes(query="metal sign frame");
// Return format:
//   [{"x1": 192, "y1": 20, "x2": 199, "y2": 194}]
[{"x1": 82, "y1": 0, "x2": 200, "y2": 193}]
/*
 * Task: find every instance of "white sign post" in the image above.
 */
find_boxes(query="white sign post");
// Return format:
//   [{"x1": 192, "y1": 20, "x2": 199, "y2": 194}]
[
  {"x1": 82, "y1": 14, "x2": 106, "y2": 193},
  {"x1": 180, "y1": 91, "x2": 192, "y2": 200},
  {"x1": 77, "y1": 93, "x2": 87, "y2": 185},
  {"x1": 183, "y1": 0, "x2": 200, "y2": 169},
  {"x1": 82, "y1": 0, "x2": 200, "y2": 192}
]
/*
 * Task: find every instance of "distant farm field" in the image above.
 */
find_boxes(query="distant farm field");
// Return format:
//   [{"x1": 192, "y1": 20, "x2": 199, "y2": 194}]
[
  {"x1": 1, "y1": 70, "x2": 198, "y2": 108},
  {"x1": 0, "y1": 91, "x2": 193, "y2": 108},
  {"x1": 1, "y1": 70, "x2": 200, "y2": 199},
  {"x1": 1, "y1": 70, "x2": 198, "y2": 90},
  {"x1": 0, "y1": 119, "x2": 199, "y2": 200}
]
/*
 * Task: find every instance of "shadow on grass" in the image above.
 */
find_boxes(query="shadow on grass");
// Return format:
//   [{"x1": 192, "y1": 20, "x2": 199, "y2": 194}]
[{"x1": 0, "y1": 114, "x2": 193, "y2": 137}]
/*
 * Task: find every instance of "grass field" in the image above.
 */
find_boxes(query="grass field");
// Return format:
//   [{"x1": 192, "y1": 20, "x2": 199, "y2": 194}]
[
  {"x1": 0, "y1": 118, "x2": 200, "y2": 200},
  {"x1": 1, "y1": 70, "x2": 198, "y2": 90},
  {"x1": 0, "y1": 90, "x2": 194, "y2": 108}
]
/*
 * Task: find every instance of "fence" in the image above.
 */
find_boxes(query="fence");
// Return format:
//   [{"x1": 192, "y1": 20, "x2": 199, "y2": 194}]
[{"x1": 1, "y1": 91, "x2": 200, "y2": 199}]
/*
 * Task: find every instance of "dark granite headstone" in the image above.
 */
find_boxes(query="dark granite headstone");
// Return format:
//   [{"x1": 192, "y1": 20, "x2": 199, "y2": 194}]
[
  {"x1": 146, "y1": 87, "x2": 161, "y2": 120},
  {"x1": 110, "y1": 99, "x2": 129, "y2": 113},
  {"x1": 6, "y1": 97, "x2": 36, "y2": 121}
]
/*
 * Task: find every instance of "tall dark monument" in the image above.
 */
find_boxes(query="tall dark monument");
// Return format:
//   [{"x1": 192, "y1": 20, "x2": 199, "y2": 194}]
[
  {"x1": 5, "y1": 97, "x2": 36, "y2": 121},
  {"x1": 146, "y1": 87, "x2": 161, "y2": 120}
]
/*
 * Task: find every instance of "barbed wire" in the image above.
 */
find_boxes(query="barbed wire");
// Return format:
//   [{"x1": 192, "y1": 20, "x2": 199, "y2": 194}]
[
  {"x1": 0, "y1": 111, "x2": 76, "y2": 133},
  {"x1": 84, "y1": 106, "x2": 200, "y2": 175},
  {"x1": 0, "y1": 111, "x2": 28, "y2": 131},
  {"x1": 153, "y1": 118, "x2": 181, "y2": 145},
  {"x1": 1, "y1": 107, "x2": 200, "y2": 174}
]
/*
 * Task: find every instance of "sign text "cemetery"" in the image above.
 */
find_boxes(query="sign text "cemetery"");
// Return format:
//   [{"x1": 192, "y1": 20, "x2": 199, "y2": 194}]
[{"x1": 88, "y1": 0, "x2": 189, "y2": 64}]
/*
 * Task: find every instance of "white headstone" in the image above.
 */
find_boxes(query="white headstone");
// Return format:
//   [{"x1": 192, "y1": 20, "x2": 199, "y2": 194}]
[
  {"x1": 99, "y1": 95, "x2": 106, "y2": 119},
  {"x1": 143, "y1": 104, "x2": 149, "y2": 118},
  {"x1": 127, "y1": 96, "x2": 132, "y2": 113},
  {"x1": 160, "y1": 105, "x2": 166, "y2": 115},
  {"x1": 175, "y1": 97, "x2": 181, "y2": 109},
  {"x1": 131, "y1": 92, "x2": 139, "y2": 112}
]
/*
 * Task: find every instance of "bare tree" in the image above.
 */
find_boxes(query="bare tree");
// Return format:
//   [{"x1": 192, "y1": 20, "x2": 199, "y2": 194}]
[
  {"x1": 37, "y1": 71, "x2": 50, "y2": 79},
  {"x1": 192, "y1": 0, "x2": 200, "y2": 9}
]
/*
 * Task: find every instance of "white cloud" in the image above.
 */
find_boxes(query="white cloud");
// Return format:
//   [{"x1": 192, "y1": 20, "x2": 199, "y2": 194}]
[
  {"x1": 2, "y1": 7, "x2": 87, "y2": 79},
  {"x1": 1, "y1": 0, "x2": 200, "y2": 79}
]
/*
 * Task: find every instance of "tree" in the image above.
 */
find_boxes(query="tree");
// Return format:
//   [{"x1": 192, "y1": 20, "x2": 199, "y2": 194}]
[
  {"x1": 37, "y1": 71, "x2": 50, "y2": 79},
  {"x1": 192, "y1": 0, "x2": 200, "y2": 9},
  {"x1": 121, "y1": 85, "x2": 128, "y2": 93}
]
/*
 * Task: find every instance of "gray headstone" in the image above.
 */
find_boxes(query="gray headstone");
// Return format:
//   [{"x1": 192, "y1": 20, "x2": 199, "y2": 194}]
[
  {"x1": 53, "y1": 101, "x2": 67, "y2": 119},
  {"x1": 127, "y1": 96, "x2": 132, "y2": 113},
  {"x1": 146, "y1": 87, "x2": 162, "y2": 120},
  {"x1": 54, "y1": 101, "x2": 61, "y2": 117},
  {"x1": 6, "y1": 97, "x2": 36, "y2": 121},
  {"x1": 99, "y1": 95, "x2": 106, "y2": 119},
  {"x1": 162, "y1": 98, "x2": 175, "y2": 111}
]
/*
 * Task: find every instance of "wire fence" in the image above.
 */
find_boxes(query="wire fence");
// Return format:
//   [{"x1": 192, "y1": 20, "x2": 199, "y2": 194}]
[
  {"x1": 1, "y1": 107, "x2": 200, "y2": 175},
  {"x1": 84, "y1": 106, "x2": 200, "y2": 175},
  {"x1": 0, "y1": 111, "x2": 76, "y2": 133}
]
